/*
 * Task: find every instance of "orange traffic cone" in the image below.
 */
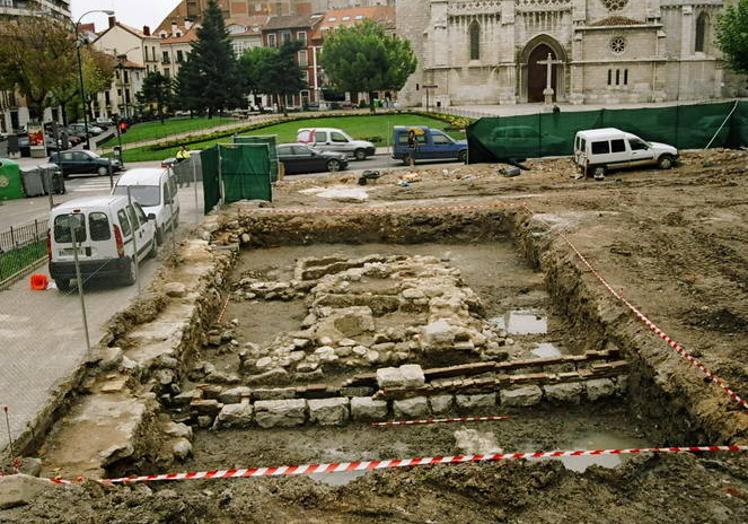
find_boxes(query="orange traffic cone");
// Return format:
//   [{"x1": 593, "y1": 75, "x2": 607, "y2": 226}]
[{"x1": 30, "y1": 274, "x2": 49, "y2": 291}]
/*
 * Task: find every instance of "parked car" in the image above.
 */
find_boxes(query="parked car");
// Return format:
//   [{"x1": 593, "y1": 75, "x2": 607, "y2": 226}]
[
  {"x1": 94, "y1": 117, "x2": 113, "y2": 129},
  {"x1": 574, "y1": 128, "x2": 678, "y2": 179},
  {"x1": 392, "y1": 126, "x2": 468, "y2": 165},
  {"x1": 19, "y1": 135, "x2": 61, "y2": 156},
  {"x1": 68, "y1": 123, "x2": 103, "y2": 136},
  {"x1": 277, "y1": 144, "x2": 348, "y2": 175},
  {"x1": 50, "y1": 150, "x2": 122, "y2": 177},
  {"x1": 112, "y1": 168, "x2": 180, "y2": 245},
  {"x1": 297, "y1": 128, "x2": 375, "y2": 160},
  {"x1": 48, "y1": 195, "x2": 157, "y2": 291}
]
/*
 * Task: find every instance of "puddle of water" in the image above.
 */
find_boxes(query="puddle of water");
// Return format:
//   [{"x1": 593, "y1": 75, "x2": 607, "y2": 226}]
[
  {"x1": 309, "y1": 470, "x2": 367, "y2": 486},
  {"x1": 531, "y1": 342, "x2": 562, "y2": 359},
  {"x1": 490, "y1": 310, "x2": 548, "y2": 335},
  {"x1": 559, "y1": 432, "x2": 650, "y2": 473}
]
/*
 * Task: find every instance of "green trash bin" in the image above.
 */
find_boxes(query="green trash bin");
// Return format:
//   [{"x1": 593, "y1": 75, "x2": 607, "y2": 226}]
[{"x1": 0, "y1": 158, "x2": 25, "y2": 201}]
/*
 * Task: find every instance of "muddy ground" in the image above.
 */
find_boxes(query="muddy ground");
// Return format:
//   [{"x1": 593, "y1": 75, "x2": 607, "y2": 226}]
[{"x1": 4, "y1": 149, "x2": 748, "y2": 523}]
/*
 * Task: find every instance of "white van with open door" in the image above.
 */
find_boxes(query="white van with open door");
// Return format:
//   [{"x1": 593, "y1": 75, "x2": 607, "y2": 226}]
[
  {"x1": 113, "y1": 168, "x2": 180, "y2": 245},
  {"x1": 48, "y1": 195, "x2": 157, "y2": 291},
  {"x1": 574, "y1": 128, "x2": 678, "y2": 179}
]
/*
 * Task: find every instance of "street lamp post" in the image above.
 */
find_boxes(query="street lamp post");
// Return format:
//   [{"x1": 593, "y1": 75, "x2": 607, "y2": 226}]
[{"x1": 73, "y1": 9, "x2": 115, "y2": 150}]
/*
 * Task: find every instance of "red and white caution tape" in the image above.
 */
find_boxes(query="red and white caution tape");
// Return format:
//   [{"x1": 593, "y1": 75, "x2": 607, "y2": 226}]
[
  {"x1": 44, "y1": 445, "x2": 748, "y2": 486},
  {"x1": 243, "y1": 201, "x2": 510, "y2": 217},
  {"x1": 373, "y1": 416, "x2": 510, "y2": 428},
  {"x1": 557, "y1": 230, "x2": 748, "y2": 411}
]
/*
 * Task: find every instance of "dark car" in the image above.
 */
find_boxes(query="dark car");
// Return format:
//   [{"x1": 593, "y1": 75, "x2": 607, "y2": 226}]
[
  {"x1": 49, "y1": 150, "x2": 122, "y2": 177},
  {"x1": 277, "y1": 144, "x2": 348, "y2": 175}
]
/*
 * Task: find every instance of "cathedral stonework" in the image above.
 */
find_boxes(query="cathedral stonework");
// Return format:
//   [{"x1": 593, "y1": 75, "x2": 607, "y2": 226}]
[{"x1": 396, "y1": 0, "x2": 748, "y2": 106}]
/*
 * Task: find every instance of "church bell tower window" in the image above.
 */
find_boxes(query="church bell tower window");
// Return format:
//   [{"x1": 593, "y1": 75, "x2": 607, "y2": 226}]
[
  {"x1": 695, "y1": 13, "x2": 708, "y2": 53},
  {"x1": 469, "y1": 21, "x2": 481, "y2": 61}
]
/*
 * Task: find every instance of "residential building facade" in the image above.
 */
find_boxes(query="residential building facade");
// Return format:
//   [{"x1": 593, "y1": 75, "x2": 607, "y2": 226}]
[{"x1": 262, "y1": 14, "x2": 323, "y2": 108}]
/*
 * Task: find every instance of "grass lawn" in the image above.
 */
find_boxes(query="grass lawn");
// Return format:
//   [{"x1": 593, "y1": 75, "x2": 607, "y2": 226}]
[
  {"x1": 0, "y1": 240, "x2": 46, "y2": 283},
  {"x1": 101, "y1": 116, "x2": 237, "y2": 147},
  {"x1": 121, "y1": 113, "x2": 464, "y2": 162}
]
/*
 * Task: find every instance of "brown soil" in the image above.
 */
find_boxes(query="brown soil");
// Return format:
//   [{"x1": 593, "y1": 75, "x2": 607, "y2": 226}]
[{"x1": 8, "y1": 149, "x2": 748, "y2": 522}]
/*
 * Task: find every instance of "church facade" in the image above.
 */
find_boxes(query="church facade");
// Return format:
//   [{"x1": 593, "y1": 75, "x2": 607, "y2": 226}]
[{"x1": 396, "y1": 0, "x2": 747, "y2": 107}]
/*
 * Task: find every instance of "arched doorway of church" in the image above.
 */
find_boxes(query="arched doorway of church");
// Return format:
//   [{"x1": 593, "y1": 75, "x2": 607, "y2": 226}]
[{"x1": 528, "y1": 44, "x2": 556, "y2": 103}]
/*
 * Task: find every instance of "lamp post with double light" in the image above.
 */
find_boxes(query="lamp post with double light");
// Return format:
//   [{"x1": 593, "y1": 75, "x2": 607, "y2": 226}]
[{"x1": 73, "y1": 9, "x2": 114, "y2": 150}]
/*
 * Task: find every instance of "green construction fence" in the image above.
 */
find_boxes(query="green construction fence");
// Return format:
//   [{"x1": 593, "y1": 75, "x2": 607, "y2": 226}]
[
  {"x1": 232, "y1": 135, "x2": 279, "y2": 183},
  {"x1": 467, "y1": 100, "x2": 748, "y2": 163},
  {"x1": 200, "y1": 143, "x2": 273, "y2": 214}
]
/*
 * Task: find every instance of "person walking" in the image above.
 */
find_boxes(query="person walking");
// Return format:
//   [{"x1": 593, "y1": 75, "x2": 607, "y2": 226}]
[{"x1": 175, "y1": 146, "x2": 191, "y2": 188}]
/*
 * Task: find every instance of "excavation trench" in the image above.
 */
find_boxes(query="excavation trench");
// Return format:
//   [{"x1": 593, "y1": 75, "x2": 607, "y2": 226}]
[
  {"x1": 31, "y1": 204, "x2": 742, "y2": 487},
  {"x1": 89, "y1": 203, "x2": 738, "y2": 483}
]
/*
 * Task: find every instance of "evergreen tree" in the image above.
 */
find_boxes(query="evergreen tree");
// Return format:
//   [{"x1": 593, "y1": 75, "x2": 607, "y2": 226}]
[
  {"x1": 185, "y1": 0, "x2": 242, "y2": 118},
  {"x1": 320, "y1": 20, "x2": 417, "y2": 112},
  {"x1": 175, "y1": 58, "x2": 204, "y2": 116},
  {"x1": 136, "y1": 72, "x2": 173, "y2": 123}
]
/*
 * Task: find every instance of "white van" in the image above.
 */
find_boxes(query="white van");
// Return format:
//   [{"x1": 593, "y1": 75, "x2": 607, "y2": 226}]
[
  {"x1": 113, "y1": 168, "x2": 180, "y2": 245},
  {"x1": 296, "y1": 128, "x2": 376, "y2": 160},
  {"x1": 574, "y1": 128, "x2": 678, "y2": 179},
  {"x1": 48, "y1": 196, "x2": 157, "y2": 291}
]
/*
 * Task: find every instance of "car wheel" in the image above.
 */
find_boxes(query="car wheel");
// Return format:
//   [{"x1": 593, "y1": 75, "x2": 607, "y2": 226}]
[
  {"x1": 122, "y1": 259, "x2": 137, "y2": 286},
  {"x1": 55, "y1": 279, "x2": 71, "y2": 292},
  {"x1": 97, "y1": 166, "x2": 108, "y2": 176},
  {"x1": 593, "y1": 166, "x2": 607, "y2": 180},
  {"x1": 354, "y1": 149, "x2": 367, "y2": 161},
  {"x1": 458, "y1": 150, "x2": 467, "y2": 164},
  {"x1": 658, "y1": 154, "x2": 674, "y2": 170},
  {"x1": 327, "y1": 159, "x2": 341, "y2": 172},
  {"x1": 147, "y1": 239, "x2": 158, "y2": 259}
]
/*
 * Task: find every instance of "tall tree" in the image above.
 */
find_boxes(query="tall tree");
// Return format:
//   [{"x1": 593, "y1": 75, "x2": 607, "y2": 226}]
[
  {"x1": 175, "y1": 57, "x2": 203, "y2": 116},
  {"x1": 238, "y1": 46, "x2": 277, "y2": 107},
  {"x1": 716, "y1": 0, "x2": 748, "y2": 75},
  {"x1": 183, "y1": 0, "x2": 242, "y2": 118},
  {"x1": 136, "y1": 72, "x2": 173, "y2": 123},
  {"x1": 242, "y1": 41, "x2": 307, "y2": 117},
  {"x1": 0, "y1": 15, "x2": 77, "y2": 121},
  {"x1": 50, "y1": 48, "x2": 115, "y2": 125},
  {"x1": 320, "y1": 20, "x2": 417, "y2": 112}
]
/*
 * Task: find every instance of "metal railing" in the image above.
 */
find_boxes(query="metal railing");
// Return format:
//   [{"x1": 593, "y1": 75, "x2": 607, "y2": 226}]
[{"x1": 0, "y1": 219, "x2": 49, "y2": 284}]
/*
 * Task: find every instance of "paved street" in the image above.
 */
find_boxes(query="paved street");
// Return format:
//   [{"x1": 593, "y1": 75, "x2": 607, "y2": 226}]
[{"x1": 0, "y1": 183, "x2": 203, "y2": 452}]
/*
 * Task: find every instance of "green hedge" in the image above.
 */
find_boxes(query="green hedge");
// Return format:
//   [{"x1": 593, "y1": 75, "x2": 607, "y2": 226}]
[{"x1": 0, "y1": 240, "x2": 47, "y2": 283}]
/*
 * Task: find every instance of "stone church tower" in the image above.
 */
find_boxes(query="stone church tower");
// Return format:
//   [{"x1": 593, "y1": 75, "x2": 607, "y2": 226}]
[{"x1": 397, "y1": 0, "x2": 746, "y2": 106}]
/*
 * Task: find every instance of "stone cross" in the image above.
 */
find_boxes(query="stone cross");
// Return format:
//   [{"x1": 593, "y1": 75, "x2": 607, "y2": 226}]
[{"x1": 537, "y1": 52, "x2": 563, "y2": 105}]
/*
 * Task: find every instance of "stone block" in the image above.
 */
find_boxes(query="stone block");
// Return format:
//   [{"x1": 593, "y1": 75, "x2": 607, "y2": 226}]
[
  {"x1": 172, "y1": 438, "x2": 192, "y2": 460},
  {"x1": 544, "y1": 382, "x2": 584, "y2": 404},
  {"x1": 400, "y1": 364, "x2": 425, "y2": 387},
  {"x1": 218, "y1": 386, "x2": 253, "y2": 404},
  {"x1": 215, "y1": 401, "x2": 255, "y2": 429},
  {"x1": 500, "y1": 386, "x2": 543, "y2": 407},
  {"x1": 163, "y1": 421, "x2": 193, "y2": 440},
  {"x1": 190, "y1": 399, "x2": 222, "y2": 416},
  {"x1": 429, "y1": 395, "x2": 455, "y2": 415},
  {"x1": 0, "y1": 474, "x2": 50, "y2": 509},
  {"x1": 455, "y1": 393, "x2": 497, "y2": 410},
  {"x1": 254, "y1": 399, "x2": 307, "y2": 428},
  {"x1": 309, "y1": 397, "x2": 350, "y2": 426},
  {"x1": 164, "y1": 282, "x2": 187, "y2": 298},
  {"x1": 420, "y1": 319, "x2": 456, "y2": 348},
  {"x1": 585, "y1": 379, "x2": 616, "y2": 401},
  {"x1": 615, "y1": 375, "x2": 629, "y2": 396},
  {"x1": 376, "y1": 367, "x2": 402, "y2": 388},
  {"x1": 393, "y1": 396, "x2": 430, "y2": 418},
  {"x1": 351, "y1": 397, "x2": 389, "y2": 421},
  {"x1": 252, "y1": 387, "x2": 296, "y2": 401}
]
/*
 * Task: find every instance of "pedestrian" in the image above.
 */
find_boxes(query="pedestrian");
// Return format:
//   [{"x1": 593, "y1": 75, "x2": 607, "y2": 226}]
[
  {"x1": 175, "y1": 146, "x2": 191, "y2": 188},
  {"x1": 407, "y1": 128, "x2": 418, "y2": 166}
]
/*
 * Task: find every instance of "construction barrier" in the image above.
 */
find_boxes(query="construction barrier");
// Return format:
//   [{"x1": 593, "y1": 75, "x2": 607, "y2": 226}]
[
  {"x1": 200, "y1": 144, "x2": 273, "y2": 214},
  {"x1": 373, "y1": 416, "x2": 511, "y2": 427},
  {"x1": 468, "y1": 100, "x2": 748, "y2": 163}
]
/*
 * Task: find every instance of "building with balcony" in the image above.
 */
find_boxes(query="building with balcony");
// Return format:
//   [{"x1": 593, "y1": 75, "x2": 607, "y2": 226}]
[{"x1": 0, "y1": 0, "x2": 70, "y2": 19}]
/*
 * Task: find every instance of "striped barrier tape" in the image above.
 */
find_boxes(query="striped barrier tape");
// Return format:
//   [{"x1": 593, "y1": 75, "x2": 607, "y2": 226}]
[
  {"x1": 373, "y1": 416, "x2": 511, "y2": 427},
  {"x1": 242, "y1": 201, "x2": 511, "y2": 217},
  {"x1": 216, "y1": 293, "x2": 231, "y2": 324},
  {"x1": 557, "y1": 230, "x2": 748, "y2": 411},
  {"x1": 44, "y1": 445, "x2": 748, "y2": 486}
]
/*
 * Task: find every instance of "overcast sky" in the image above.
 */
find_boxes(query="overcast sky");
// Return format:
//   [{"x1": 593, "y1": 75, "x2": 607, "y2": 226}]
[{"x1": 71, "y1": 0, "x2": 180, "y2": 32}]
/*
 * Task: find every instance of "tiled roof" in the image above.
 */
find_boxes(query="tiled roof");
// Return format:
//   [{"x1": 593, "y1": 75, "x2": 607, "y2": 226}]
[
  {"x1": 313, "y1": 6, "x2": 395, "y2": 39},
  {"x1": 161, "y1": 26, "x2": 199, "y2": 44},
  {"x1": 263, "y1": 14, "x2": 319, "y2": 31}
]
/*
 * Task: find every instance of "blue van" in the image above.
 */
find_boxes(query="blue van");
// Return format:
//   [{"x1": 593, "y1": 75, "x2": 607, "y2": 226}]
[{"x1": 392, "y1": 126, "x2": 467, "y2": 165}]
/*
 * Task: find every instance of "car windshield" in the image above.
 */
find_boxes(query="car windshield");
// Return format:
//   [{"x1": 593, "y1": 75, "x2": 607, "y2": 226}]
[{"x1": 113, "y1": 185, "x2": 161, "y2": 207}]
